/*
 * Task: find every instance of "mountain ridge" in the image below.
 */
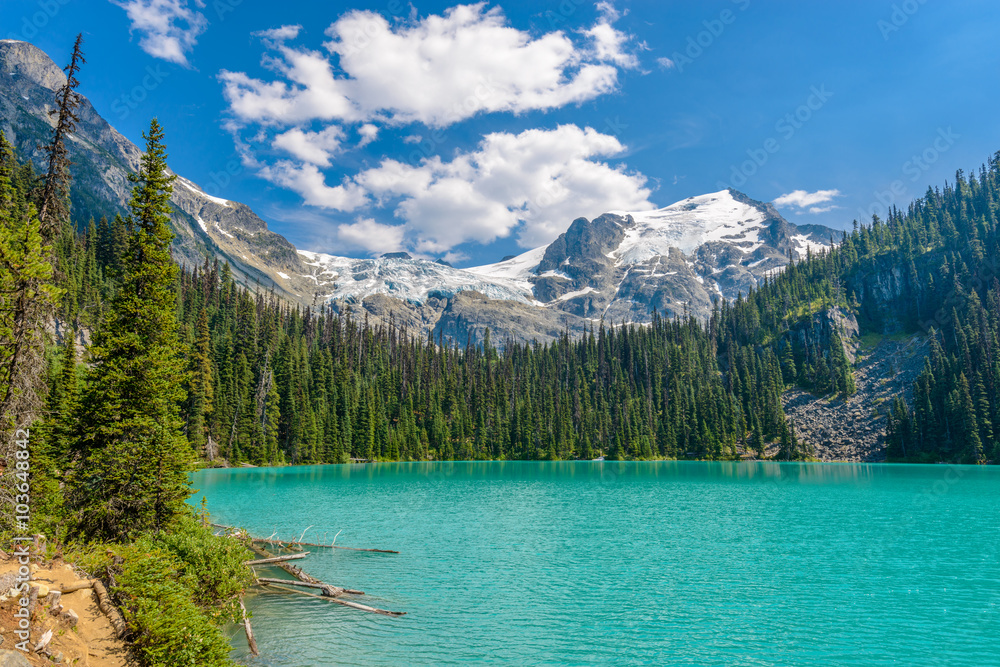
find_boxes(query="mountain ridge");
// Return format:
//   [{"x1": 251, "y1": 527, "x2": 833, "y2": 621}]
[{"x1": 0, "y1": 39, "x2": 839, "y2": 345}]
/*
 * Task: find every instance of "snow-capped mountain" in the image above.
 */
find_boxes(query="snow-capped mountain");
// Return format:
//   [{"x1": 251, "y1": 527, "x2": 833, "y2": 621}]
[
  {"x1": 278, "y1": 189, "x2": 837, "y2": 341},
  {"x1": 466, "y1": 189, "x2": 836, "y2": 324},
  {"x1": 0, "y1": 39, "x2": 839, "y2": 346},
  {"x1": 295, "y1": 251, "x2": 538, "y2": 306}
]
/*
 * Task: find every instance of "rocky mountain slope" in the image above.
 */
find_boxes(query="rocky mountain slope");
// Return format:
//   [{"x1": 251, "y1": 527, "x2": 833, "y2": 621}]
[
  {"x1": 0, "y1": 39, "x2": 309, "y2": 301},
  {"x1": 783, "y1": 331, "x2": 929, "y2": 462},
  {"x1": 0, "y1": 39, "x2": 838, "y2": 346}
]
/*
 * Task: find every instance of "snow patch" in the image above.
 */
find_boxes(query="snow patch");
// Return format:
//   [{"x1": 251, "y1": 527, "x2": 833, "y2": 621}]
[
  {"x1": 177, "y1": 176, "x2": 230, "y2": 207},
  {"x1": 295, "y1": 250, "x2": 537, "y2": 306},
  {"x1": 609, "y1": 190, "x2": 767, "y2": 262},
  {"x1": 277, "y1": 271, "x2": 290, "y2": 280},
  {"x1": 550, "y1": 286, "x2": 597, "y2": 303},
  {"x1": 792, "y1": 233, "x2": 830, "y2": 256}
]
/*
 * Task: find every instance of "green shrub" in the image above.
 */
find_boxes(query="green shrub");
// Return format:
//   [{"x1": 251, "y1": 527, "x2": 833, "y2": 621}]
[
  {"x1": 151, "y1": 514, "x2": 254, "y2": 624},
  {"x1": 112, "y1": 539, "x2": 234, "y2": 666},
  {"x1": 68, "y1": 514, "x2": 253, "y2": 667}
]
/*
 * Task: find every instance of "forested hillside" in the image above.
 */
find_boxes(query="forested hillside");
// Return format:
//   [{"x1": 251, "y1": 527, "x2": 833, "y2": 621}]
[
  {"x1": 50, "y1": 217, "x2": 797, "y2": 465},
  {"x1": 36, "y1": 134, "x2": 1000, "y2": 468}
]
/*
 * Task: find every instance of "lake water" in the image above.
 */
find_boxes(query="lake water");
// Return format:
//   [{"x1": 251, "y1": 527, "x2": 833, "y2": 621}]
[{"x1": 191, "y1": 461, "x2": 1000, "y2": 666}]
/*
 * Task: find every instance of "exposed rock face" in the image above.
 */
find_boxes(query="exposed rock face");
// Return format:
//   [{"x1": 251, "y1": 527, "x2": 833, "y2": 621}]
[
  {"x1": 784, "y1": 306, "x2": 861, "y2": 364},
  {"x1": 783, "y1": 327, "x2": 930, "y2": 462},
  {"x1": 468, "y1": 189, "x2": 837, "y2": 327}
]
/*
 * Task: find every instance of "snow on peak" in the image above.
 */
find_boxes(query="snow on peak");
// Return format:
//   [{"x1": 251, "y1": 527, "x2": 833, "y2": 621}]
[
  {"x1": 466, "y1": 246, "x2": 546, "y2": 292},
  {"x1": 177, "y1": 176, "x2": 230, "y2": 207},
  {"x1": 297, "y1": 250, "x2": 537, "y2": 306},
  {"x1": 608, "y1": 189, "x2": 766, "y2": 261}
]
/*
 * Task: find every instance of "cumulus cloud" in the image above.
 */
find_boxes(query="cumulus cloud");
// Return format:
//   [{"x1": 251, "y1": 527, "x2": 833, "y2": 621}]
[
  {"x1": 265, "y1": 125, "x2": 652, "y2": 253},
  {"x1": 220, "y1": 3, "x2": 636, "y2": 128},
  {"x1": 257, "y1": 161, "x2": 368, "y2": 210},
  {"x1": 357, "y1": 123, "x2": 379, "y2": 147},
  {"x1": 585, "y1": 3, "x2": 639, "y2": 70},
  {"x1": 774, "y1": 189, "x2": 842, "y2": 210},
  {"x1": 337, "y1": 218, "x2": 405, "y2": 253},
  {"x1": 256, "y1": 24, "x2": 302, "y2": 43},
  {"x1": 657, "y1": 57, "x2": 676, "y2": 70},
  {"x1": 113, "y1": 0, "x2": 207, "y2": 66},
  {"x1": 222, "y1": 4, "x2": 649, "y2": 256},
  {"x1": 272, "y1": 126, "x2": 345, "y2": 166}
]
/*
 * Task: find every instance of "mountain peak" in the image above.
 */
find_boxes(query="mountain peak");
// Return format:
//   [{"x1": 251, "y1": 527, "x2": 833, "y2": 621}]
[{"x1": 0, "y1": 39, "x2": 66, "y2": 92}]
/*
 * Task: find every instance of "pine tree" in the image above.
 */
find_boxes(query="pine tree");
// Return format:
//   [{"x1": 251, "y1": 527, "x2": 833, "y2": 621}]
[
  {"x1": 38, "y1": 34, "x2": 85, "y2": 235},
  {"x1": 186, "y1": 308, "x2": 214, "y2": 451},
  {"x1": 0, "y1": 133, "x2": 59, "y2": 443},
  {"x1": 69, "y1": 120, "x2": 192, "y2": 540}
]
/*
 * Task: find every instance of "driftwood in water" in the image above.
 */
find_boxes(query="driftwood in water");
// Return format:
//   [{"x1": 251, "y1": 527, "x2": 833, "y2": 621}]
[
  {"x1": 247, "y1": 543, "x2": 326, "y2": 584},
  {"x1": 239, "y1": 598, "x2": 259, "y2": 657},
  {"x1": 256, "y1": 577, "x2": 364, "y2": 596},
  {"x1": 210, "y1": 523, "x2": 398, "y2": 553},
  {"x1": 253, "y1": 536, "x2": 399, "y2": 553},
  {"x1": 260, "y1": 582, "x2": 406, "y2": 617},
  {"x1": 245, "y1": 553, "x2": 310, "y2": 566}
]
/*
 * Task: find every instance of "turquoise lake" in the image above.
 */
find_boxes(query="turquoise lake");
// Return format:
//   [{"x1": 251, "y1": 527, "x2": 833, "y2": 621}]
[{"x1": 191, "y1": 461, "x2": 1000, "y2": 666}]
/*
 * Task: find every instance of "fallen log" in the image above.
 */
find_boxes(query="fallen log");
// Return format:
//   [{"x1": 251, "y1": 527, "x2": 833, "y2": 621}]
[
  {"x1": 92, "y1": 580, "x2": 128, "y2": 638},
  {"x1": 239, "y1": 598, "x2": 259, "y2": 657},
  {"x1": 253, "y1": 536, "x2": 399, "y2": 553},
  {"x1": 247, "y1": 543, "x2": 325, "y2": 585},
  {"x1": 245, "y1": 553, "x2": 309, "y2": 566},
  {"x1": 260, "y1": 582, "x2": 405, "y2": 617},
  {"x1": 58, "y1": 579, "x2": 96, "y2": 594},
  {"x1": 255, "y1": 577, "x2": 364, "y2": 596}
]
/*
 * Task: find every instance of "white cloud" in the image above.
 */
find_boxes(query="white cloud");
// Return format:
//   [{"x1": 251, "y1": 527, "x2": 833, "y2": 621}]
[
  {"x1": 337, "y1": 218, "x2": 405, "y2": 253},
  {"x1": 268, "y1": 125, "x2": 653, "y2": 253},
  {"x1": 258, "y1": 161, "x2": 367, "y2": 210},
  {"x1": 808, "y1": 205, "x2": 839, "y2": 214},
  {"x1": 272, "y1": 126, "x2": 345, "y2": 166},
  {"x1": 657, "y1": 57, "x2": 676, "y2": 70},
  {"x1": 220, "y1": 3, "x2": 634, "y2": 128},
  {"x1": 113, "y1": 0, "x2": 207, "y2": 66},
  {"x1": 584, "y1": 3, "x2": 639, "y2": 70},
  {"x1": 358, "y1": 123, "x2": 379, "y2": 147},
  {"x1": 256, "y1": 25, "x2": 302, "y2": 43},
  {"x1": 774, "y1": 189, "x2": 842, "y2": 210},
  {"x1": 595, "y1": 1, "x2": 621, "y2": 22},
  {"x1": 225, "y1": 5, "x2": 649, "y2": 256}
]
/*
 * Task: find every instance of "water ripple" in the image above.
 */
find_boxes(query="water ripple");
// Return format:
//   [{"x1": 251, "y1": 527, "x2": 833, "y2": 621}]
[{"x1": 196, "y1": 461, "x2": 1000, "y2": 666}]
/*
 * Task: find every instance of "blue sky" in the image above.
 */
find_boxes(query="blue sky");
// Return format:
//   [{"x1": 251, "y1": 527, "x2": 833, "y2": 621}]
[{"x1": 4, "y1": 0, "x2": 999, "y2": 266}]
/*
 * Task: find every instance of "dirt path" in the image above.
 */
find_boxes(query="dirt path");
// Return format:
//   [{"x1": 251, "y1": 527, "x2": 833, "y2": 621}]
[{"x1": 0, "y1": 553, "x2": 129, "y2": 666}]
